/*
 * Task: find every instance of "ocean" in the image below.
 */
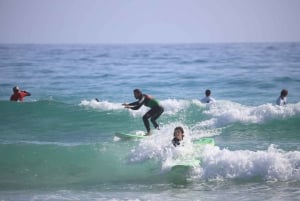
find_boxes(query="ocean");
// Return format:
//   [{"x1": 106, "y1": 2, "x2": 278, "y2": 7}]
[{"x1": 0, "y1": 43, "x2": 300, "y2": 201}]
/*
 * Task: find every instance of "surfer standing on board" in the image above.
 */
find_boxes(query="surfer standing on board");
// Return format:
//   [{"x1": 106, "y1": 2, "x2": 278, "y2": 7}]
[{"x1": 122, "y1": 89, "x2": 164, "y2": 136}]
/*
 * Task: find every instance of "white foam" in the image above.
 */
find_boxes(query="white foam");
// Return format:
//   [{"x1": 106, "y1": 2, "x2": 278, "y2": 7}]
[
  {"x1": 122, "y1": 99, "x2": 191, "y2": 117},
  {"x1": 80, "y1": 98, "x2": 300, "y2": 120},
  {"x1": 79, "y1": 99, "x2": 123, "y2": 110},
  {"x1": 127, "y1": 122, "x2": 300, "y2": 181},
  {"x1": 195, "y1": 101, "x2": 300, "y2": 128},
  {"x1": 80, "y1": 99, "x2": 300, "y2": 132},
  {"x1": 200, "y1": 145, "x2": 300, "y2": 181},
  {"x1": 160, "y1": 99, "x2": 191, "y2": 115},
  {"x1": 79, "y1": 98, "x2": 195, "y2": 115},
  {"x1": 0, "y1": 140, "x2": 93, "y2": 147},
  {"x1": 128, "y1": 123, "x2": 194, "y2": 163}
]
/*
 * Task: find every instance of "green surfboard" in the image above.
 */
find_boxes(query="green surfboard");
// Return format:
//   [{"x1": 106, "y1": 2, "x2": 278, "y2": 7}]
[
  {"x1": 171, "y1": 137, "x2": 215, "y2": 168},
  {"x1": 115, "y1": 132, "x2": 146, "y2": 139}
]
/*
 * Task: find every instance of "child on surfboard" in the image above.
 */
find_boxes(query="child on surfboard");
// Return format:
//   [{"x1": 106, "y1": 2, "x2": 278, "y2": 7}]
[
  {"x1": 122, "y1": 89, "x2": 164, "y2": 136},
  {"x1": 172, "y1": 126, "x2": 184, "y2": 147}
]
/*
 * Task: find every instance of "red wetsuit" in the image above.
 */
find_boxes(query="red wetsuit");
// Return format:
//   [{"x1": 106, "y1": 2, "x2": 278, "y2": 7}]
[{"x1": 10, "y1": 91, "x2": 31, "y2": 102}]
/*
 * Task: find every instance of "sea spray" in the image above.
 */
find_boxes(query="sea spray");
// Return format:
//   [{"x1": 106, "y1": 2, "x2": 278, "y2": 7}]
[{"x1": 200, "y1": 145, "x2": 300, "y2": 181}]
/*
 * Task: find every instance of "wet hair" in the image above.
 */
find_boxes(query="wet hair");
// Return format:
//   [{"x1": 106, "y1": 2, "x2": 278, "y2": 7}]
[
  {"x1": 173, "y1": 126, "x2": 184, "y2": 136},
  {"x1": 205, "y1": 89, "x2": 211, "y2": 96},
  {"x1": 280, "y1": 89, "x2": 288, "y2": 97},
  {"x1": 133, "y1": 89, "x2": 142, "y2": 94},
  {"x1": 13, "y1": 86, "x2": 19, "y2": 92}
]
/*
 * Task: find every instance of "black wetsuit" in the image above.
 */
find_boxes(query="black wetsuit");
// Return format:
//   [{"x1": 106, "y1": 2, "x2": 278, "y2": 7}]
[
  {"x1": 172, "y1": 138, "x2": 181, "y2": 147},
  {"x1": 129, "y1": 94, "x2": 164, "y2": 132}
]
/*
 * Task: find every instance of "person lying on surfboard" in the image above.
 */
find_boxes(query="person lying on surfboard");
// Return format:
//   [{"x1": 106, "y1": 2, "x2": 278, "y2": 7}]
[
  {"x1": 172, "y1": 126, "x2": 185, "y2": 147},
  {"x1": 122, "y1": 89, "x2": 164, "y2": 136}
]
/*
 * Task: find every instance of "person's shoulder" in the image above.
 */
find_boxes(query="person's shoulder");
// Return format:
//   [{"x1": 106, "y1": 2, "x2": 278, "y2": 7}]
[
  {"x1": 10, "y1": 93, "x2": 18, "y2": 100},
  {"x1": 20, "y1": 91, "x2": 29, "y2": 96},
  {"x1": 276, "y1": 96, "x2": 281, "y2": 105},
  {"x1": 144, "y1": 94, "x2": 153, "y2": 99},
  {"x1": 201, "y1": 96, "x2": 216, "y2": 103},
  {"x1": 200, "y1": 97, "x2": 208, "y2": 103}
]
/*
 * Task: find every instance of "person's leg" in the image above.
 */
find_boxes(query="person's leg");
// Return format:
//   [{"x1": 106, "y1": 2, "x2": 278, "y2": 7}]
[
  {"x1": 150, "y1": 106, "x2": 164, "y2": 129},
  {"x1": 143, "y1": 111, "x2": 151, "y2": 133}
]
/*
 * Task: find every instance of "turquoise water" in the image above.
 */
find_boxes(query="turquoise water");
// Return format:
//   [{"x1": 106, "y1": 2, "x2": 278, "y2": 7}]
[{"x1": 0, "y1": 43, "x2": 300, "y2": 200}]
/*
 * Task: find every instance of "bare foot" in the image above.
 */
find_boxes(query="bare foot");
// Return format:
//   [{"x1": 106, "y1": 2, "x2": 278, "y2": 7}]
[{"x1": 145, "y1": 132, "x2": 152, "y2": 136}]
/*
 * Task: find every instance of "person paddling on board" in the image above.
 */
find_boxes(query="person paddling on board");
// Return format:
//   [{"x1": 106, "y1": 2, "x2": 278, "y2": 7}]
[
  {"x1": 276, "y1": 89, "x2": 288, "y2": 106},
  {"x1": 172, "y1": 126, "x2": 185, "y2": 147},
  {"x1": 122, "y1": 89, "x2": 164, "y2": 136},
  {"x1": 10, "y1": 86, "x2": 31, "y2": 102}
]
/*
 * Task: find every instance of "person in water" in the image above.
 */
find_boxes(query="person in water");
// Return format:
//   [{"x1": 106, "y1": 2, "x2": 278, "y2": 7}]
[
  {"x1": 123, "y1": 89, "x2": 164, "y2": 136},
  {"x1": 276, "y1": 89, "x2": 288, "y2": 106},
  {"x1": 10, "y1": 86, "x2": 31, "y2": 102},
  {"x1": 172, "y1": 126, "x2": 184, "y2": 147},
  {"x1": 201, "y1": 89, "x2": 216, "y2": 103}
]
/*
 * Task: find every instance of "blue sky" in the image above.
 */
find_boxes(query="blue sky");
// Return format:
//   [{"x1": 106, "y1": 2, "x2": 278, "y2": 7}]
[{"x1": 0, "y1": 0, "x2": 299, "y2": 44}]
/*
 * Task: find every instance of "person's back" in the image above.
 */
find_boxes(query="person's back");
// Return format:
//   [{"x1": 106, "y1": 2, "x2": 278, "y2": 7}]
[
  {"x1": 276, "y1": 89, "x2": 288, "y2": 106},
  {"x1": 201, "y1": 89, "x2": 216, "y2": 103}
]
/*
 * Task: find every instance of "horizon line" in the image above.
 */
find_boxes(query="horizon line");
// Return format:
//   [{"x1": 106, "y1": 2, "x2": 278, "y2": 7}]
[{"x1": 0, "y1": 40, "x2": 300, "y2": 46}]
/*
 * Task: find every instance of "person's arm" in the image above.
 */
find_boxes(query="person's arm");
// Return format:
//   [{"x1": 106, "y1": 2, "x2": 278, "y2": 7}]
[
  {"x1": 123, "y1": 96, "x2": 145, "y2": 110},
  {"x1": 131, "y1": 95, "x2": 146, "y2": 110},
  {"x1": 200, "y1": 97, "x2": 208, "y2": 103},
  {"x1": 276, "y1": 97, "x2": 282, "y2": 106},
  {"x1": 122, "y1": 101, "x2": 139, "y2": 109},
  {"x1": 128, "y1": 100, "x2": 143, "y2": 110},
  {"x1": 10, "y1": 95, "x2": 15, "y2": 101},
  {"x1": 22, "y1": 91, "x2": 31, "y2": 96},
  {"x1": 16, "y1": 91, "x2": 31, "y2": 102},
  {"x1": 209, "y1": 97, "x2": 216, "y2": 103}
]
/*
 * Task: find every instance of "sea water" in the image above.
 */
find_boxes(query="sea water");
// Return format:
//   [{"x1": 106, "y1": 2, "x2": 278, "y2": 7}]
[{"x1": 0, "y1": 43, "x2": 300, "y2": 201}]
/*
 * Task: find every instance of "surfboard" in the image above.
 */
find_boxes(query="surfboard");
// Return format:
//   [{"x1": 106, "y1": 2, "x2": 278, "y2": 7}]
[
  {"x1": 115, "y1": 132, "x2": 146, "y2": 139},
  {"x1": 193, "y1": 137, "x2": 215, "y2": 146},
  {"x1": 170, "y1": 158, "x2": 200, "y2": 182},
  {"x1": 171, "y1": 137, "x2": 215, "y2": 169},
  {"x1": 171, "y1": 158, "x2": 200, "y2": 168},
  {"x1": 169, "y1": 163, "x2": 193, "y2": 184}
]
